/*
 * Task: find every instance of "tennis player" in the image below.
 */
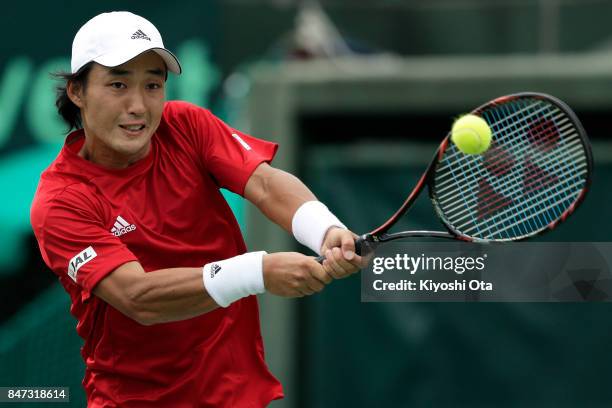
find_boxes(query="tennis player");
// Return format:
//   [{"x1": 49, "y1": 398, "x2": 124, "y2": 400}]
[{"x1": 30, "y1": 11, "x2": 363, "y2": 407}]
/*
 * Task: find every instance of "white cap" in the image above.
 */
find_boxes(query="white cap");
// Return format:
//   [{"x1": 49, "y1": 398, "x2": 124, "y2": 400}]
[{"x1": 71, "y1": 11, "x2": 181, "y2": 75}]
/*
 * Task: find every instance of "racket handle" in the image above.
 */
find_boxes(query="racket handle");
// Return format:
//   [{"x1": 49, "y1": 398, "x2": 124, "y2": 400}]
[{"x1": 314, "y1": 237, "x2": 365, "y2": 264}]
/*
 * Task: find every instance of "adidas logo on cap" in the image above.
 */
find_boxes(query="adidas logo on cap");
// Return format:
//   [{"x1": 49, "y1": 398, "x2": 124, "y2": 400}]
[{"x1": 131, "y1": 29, "x2": 151, "y2": 41}]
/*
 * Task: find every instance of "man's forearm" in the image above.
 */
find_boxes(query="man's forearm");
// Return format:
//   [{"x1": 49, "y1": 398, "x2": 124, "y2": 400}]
[
  {"x1": 94, "y1": 263, "x2": 219, "y2": 326},
  {"x1": 245, "y1": 164, "x2": 317, "y2": 232},
  {"x1": 95, "y1": 250, "x2": 330, "y2": 326},
  {"x1": 128, "y1": 267, "x2": 219, "y2": 324},
  {"x1": 245, "y1": 163, "x2": 347, "y2": 255}
]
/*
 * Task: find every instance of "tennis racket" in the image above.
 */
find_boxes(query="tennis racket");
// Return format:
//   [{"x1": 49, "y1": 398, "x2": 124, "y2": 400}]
[{"x1": 316, "y1": 92, "x2": 593, "y2": 261}]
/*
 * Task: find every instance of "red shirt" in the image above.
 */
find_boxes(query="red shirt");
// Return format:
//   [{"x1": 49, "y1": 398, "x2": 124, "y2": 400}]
[{"x1": 30, "y1": 101, "x2": 283, "y2": 407}]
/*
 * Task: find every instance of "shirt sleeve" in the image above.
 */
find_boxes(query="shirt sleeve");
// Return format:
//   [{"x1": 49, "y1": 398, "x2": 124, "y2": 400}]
[
  {"x1": 178, "y1": 103, "x2": 278, "y2": 195},
  {"x1": 36, "y1": 188, "x2": 138, "y2": 301}
]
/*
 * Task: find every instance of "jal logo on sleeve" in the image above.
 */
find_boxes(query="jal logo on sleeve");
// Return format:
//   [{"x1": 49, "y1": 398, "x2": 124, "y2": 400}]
[{"x1": 67, "y1": 246, "x2": 97, "y2": 282}]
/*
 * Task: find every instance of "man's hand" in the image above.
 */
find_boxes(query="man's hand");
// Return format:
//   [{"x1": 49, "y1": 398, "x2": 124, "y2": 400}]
[
  {"x1": 320, "y1": 227, "x2": 366, "y2": 279},
  {"x1": 263, "y1": 252, "x2": 332, "y2": 297}
]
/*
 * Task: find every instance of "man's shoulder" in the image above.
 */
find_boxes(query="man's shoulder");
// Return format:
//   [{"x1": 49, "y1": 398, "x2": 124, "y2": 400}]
[
  {"x1": 31, "y1": 165, "x2": 98, "y2": 225},
  {"x1": 163, "y1": 100, "x2": 209, "y2": 116},
  {"x1": 158, "y1": 101, "x2": 215, "y2": 154},
  {"x1": 161, "y1": 100, "x2": 214, "y2": 128}
]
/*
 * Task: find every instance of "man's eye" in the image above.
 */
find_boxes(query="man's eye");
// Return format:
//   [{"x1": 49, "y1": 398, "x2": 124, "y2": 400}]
[
  {"x1": 147, "y1": 83, "x2": 162, "y2": 90},
  {"x1": 110, "y1": 82, "x2": 126, "y2": 89}
]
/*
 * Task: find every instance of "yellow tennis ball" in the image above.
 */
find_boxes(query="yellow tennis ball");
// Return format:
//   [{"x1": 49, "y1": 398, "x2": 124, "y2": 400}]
[{"x1": 451, "y1": 114, "x2": 492, "y2": 155}]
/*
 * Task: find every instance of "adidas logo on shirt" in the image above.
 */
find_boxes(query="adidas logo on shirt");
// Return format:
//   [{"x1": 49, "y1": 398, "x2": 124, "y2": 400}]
[
  {"x1": 131, "y1": 29, "x2": 151, "y2": 41},
  {"x1": 111, "y1": 215, "x2": 137, "y2": 237}
]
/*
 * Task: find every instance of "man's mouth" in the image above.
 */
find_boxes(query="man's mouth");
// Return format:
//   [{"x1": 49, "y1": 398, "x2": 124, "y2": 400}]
[{"x1": 119, "y1": 124, "x2": 146, "y2": 131}]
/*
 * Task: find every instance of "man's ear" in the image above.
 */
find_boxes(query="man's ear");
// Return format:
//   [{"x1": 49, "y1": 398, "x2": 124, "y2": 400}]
[{"x1": 67, "y1": 80, "x2": 84, "y2": 108}]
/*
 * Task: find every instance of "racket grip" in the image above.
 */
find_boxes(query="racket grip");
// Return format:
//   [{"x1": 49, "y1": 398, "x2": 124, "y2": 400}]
[{"x1": 314, "y1": 237, "x2": 365, "y2": 264}]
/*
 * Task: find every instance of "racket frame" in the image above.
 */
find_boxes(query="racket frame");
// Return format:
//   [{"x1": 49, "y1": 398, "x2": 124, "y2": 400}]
[{"x1": 358, "y1": 92, "x2": 593, "y2": 252}]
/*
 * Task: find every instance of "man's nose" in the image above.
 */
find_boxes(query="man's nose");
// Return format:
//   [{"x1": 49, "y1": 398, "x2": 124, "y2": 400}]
[{"x1": 127, "y1": 89, "x2": 146, "y2": 116}]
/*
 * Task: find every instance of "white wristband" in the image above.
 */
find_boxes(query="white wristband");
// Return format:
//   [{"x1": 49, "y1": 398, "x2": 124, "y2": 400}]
[
  {"x1": 291, "y1": 201, "x2": 347, "y2": 255},
  {"x1": 202, "y1": 251, "x2": 267, "y2": 308}
]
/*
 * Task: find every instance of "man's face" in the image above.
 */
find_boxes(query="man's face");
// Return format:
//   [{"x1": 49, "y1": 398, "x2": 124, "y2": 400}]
[{"x1": 70, "y1": 51, "x2": 166, "y2": 168}]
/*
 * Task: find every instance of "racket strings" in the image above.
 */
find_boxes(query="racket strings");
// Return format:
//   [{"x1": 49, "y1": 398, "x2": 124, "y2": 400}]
[
  {"x1": 475, "y1": 101, "x2": 587, "y2": 234},
  {"x1": 441, "y1": 154, "x2": 587, "y2": 235},
  {"x1": 466, "y1": 179, "x2": 586, "y2": 238},
  {"x1": 433, "y1": 98, "x2": 589, "y2": 241},
  {"x1": 437, "y1": 115, "x2": 575, "y2": 184},
  {"x1": 458, "y1": 131, "x2": 585, "y2": 237},
  {"x1": 437, "y1": 102, "x2": 563, "y2": 175},
  {"x1": 438, "y1": 139, "x2": 585, "y2": 217},
  {"x1": 460, "y1": 107, "x2": 588, "y2": 234},
  {"x1": 436, "y1": 103, "x2": 573, "y2": 201},
  {"x1": 434, "y1": 109, "x2": 573, "y2": 196}
]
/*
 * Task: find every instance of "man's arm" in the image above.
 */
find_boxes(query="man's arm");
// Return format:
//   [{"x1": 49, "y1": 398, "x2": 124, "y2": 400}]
[
  {"x1": 93, "y1": 252, "x2": 332, "y2": 326},
  {"x1": 244, "y1": 162, "x2": 365, "y2": 277},
  {"x1": 93, "y1": 261, "x2": 216, "y2": 326},
  {"x1": 244, "y1": 162, "x2": 317, "y2": 232}
]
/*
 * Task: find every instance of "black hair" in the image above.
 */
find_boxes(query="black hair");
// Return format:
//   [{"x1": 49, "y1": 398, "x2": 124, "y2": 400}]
[{"x1": 53, "y1": 62, "x2": 93, "y2": 132}]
